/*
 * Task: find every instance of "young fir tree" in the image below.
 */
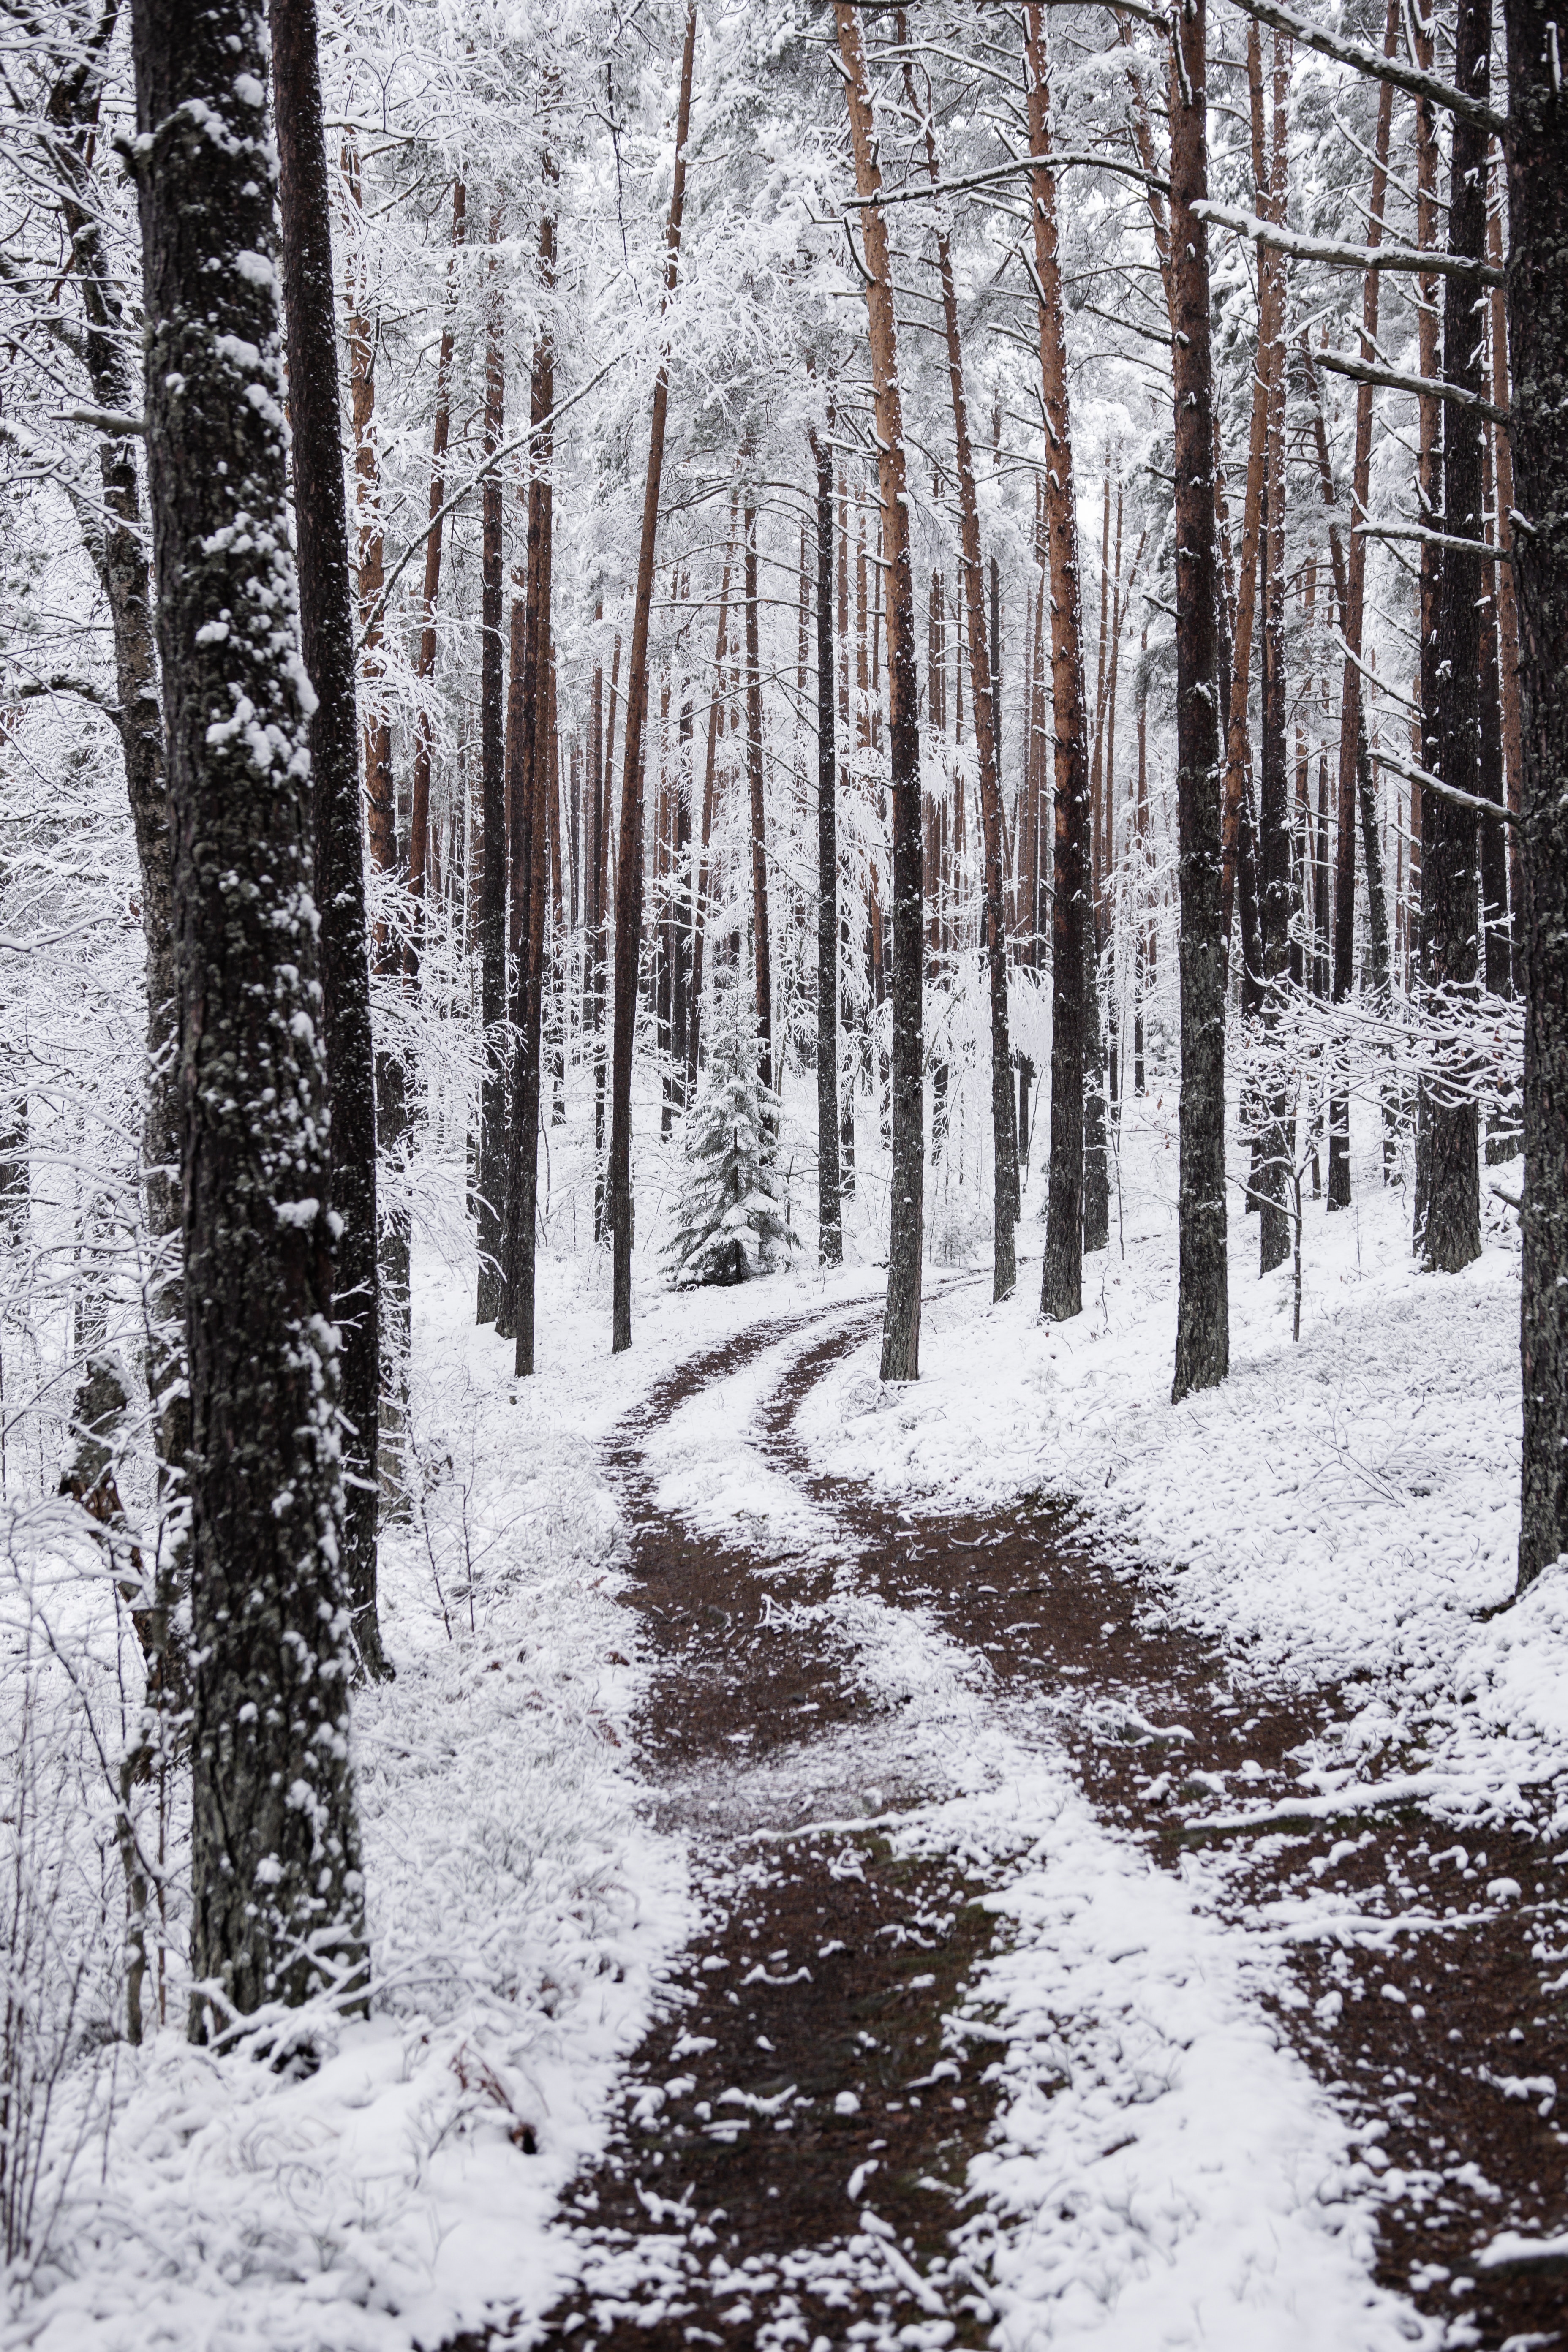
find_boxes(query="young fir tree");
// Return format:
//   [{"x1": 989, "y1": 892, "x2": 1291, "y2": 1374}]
[{"x1": 666, "y1": 979, "x2": 796, "y2": 1289}]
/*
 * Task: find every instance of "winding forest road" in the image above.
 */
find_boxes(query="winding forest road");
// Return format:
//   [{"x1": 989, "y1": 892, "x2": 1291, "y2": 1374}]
[{"x1": 531, "y1": 1297, "x2": 1568, "y2": 2351}]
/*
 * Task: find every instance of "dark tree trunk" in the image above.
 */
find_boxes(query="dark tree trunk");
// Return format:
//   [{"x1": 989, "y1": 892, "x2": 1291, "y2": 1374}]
[
  {"x1": 595, "y1": 632, "x2": 620, "y2": 1239},
  {"x1": 1508, "y1": 0, "x2": 1568, "y2": 1588},
  {"x1": 475, "y1": 229, "x2": 508, "y2": 1324},
  {"x1": 512, "y1": 194, "x2": 557, "y2": 1378},
  {"x1": 609, "y1": 2, "x2": 698, "y2": 1354},
  {"x1": 1026, "y1": 8, "x2": 1091, "y2": 1323},
  {"x1": 131, "y1": 0, "x2": 365, "y2": 2028},
  {"x1": 43, "y1": 23, "x2": 184, "y2": 1518},
  {"x1": 270, "y1": 0, "x2": 387, "y2": 1681},
  {"x1": 1168, "y1": 0, "x2": 1230, "y2": 1399},
  {"x1": 688, "y1": 538, "x2": 731, "y2": 1097},
  {"x1": 813, "y1": 432, "x2": 843, "y2": 1266},
  {"x1": 744, "y1": 506, "x2": 774, "y2": 1097},
  {"x1": 1420, "y1": 0, "x2": 1488, "y2": 1275},
  {"x1": 836, "y1": 2, "x2": 924, "y2": 1383},
  {"x1": 901, "y1": 24, "x2": 1017, "y2": 1295}
]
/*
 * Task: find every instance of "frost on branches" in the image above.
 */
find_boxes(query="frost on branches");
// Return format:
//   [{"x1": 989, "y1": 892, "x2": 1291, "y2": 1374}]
[{"x1": 665, "y1": 978, "x2": 796, "y2": 1288}]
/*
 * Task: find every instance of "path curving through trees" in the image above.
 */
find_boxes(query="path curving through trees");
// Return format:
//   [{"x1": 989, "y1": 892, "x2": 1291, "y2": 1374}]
[{"x1": 512, "y1": 1299, "x2": 1568, "y2": 2352}]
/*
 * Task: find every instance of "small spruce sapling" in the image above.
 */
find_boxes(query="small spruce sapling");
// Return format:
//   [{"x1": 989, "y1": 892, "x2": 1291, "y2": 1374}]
[{"x1": 666, "y1": 978, "x2": 796, "y2": 1287}]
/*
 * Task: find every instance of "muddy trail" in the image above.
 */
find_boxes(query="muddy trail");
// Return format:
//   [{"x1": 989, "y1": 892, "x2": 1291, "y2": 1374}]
[{"x1": 531, "y1": 1301, "x2": 1568, "y2": 2350}]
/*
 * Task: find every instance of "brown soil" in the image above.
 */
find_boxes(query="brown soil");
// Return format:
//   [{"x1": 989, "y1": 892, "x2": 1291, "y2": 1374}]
[{"x1": 496, "y1": 1300, "x2": 1568, "y2": 2350}]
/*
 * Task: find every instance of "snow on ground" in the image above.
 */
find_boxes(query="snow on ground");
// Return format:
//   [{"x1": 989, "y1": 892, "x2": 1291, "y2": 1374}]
[
  {"x1": 798, "y1": 1092, "x2": 1555, "y2": 1831},
  {"x1": 14, "y1": 1080, "x2": 1544, "y2": 2351},
  {"x1": 626, "y1": 1318, "x2": 1435, "y2": 2349},
  {"x1": 17, "y1": 1236, "x2": 879, "y2": 2352}
]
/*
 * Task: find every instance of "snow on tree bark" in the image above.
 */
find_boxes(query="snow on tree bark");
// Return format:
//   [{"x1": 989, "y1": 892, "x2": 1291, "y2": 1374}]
[
  {"x1": 1419, "y1": 0, "x2": 1488, "y2": 1277},
  {"x1": 1025, "y1": 7, "x2": 1091, "y2": 1326},
  {"x1": 608, "y1": 0, "x2": 698, "y2": 1356},
  {"x1": 1168, "y1": 0, "x2": 1231, "y2": 1402},
  {"x1": 812, "y1": 430, "x2": 843, "y2": 1269},
  {"x1": 270, "y1": 0, "x2": 387, "y2": 1681},
  {"x1": 834, "y1": 0, "x2": 925, "y2": 1384},
  {"x1": 1504, "y1": 0, "x2": 1568, "y2": 1590},
  {"x1": 129, "y1": 0, "x2": 365, "y2": 2026}
]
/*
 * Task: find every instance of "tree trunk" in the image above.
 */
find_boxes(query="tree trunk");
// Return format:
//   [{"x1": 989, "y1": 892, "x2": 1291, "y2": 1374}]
[
  {"x1": 1025, "y1": 8, "x2": 1092, "y2": 1323},
  {"x1": 476, "y1": 219, "x2": 508, "y2": 1324},
  {"x1": 42, "y1": 30, "x2": 183, "y2": 1509},
  {"x1": 1168, "y1": 0, "x2": 1230, "y2": 1400},
  {"x1": 406, "y1": 183, "x2": 466, "y2": 979},
  {"x1": 1325, "y1": 0, "x2": 1397, "y2": 1209},
  {"x1": 270, "y1": 0, "x2": 387, "y2": 1678},
  {"x1": 835, "y1": 3, "x2": 924, "y2": 1383},
  {"x1": 1410, "y1": 5, "x2": 1444, "y2": 1246},
  {"x1": 688, "y1": 533, "x2": 733, "y2": 1097},
  {"x1": 1420, "y1": 0, "x2": 1488, "y2": 1276},
  {"x1": 131, "y1": 0, "x2": 365, "y2": 2028},
  {"x1": 743, "y1": 504, "x2": 775, "y2": 1098},
  {"x1": 512, "y1": 188, "x2": 558, "y2": 1378},
  {"x1": 812, "y1": 431, "x2": 843, "y2": 1266},
  {"x1": 1489, "y1": 165, "x2": 1524, "y2": 980},
  {"x1": 1507, "y1": 0, "x2": 1568, "y2": 1588},
  {"x1": 898, "y1": 30, "x2": 1017, "y2": 1293},
  {"x1": 609, "y1": 1, "x2": 699, "y2": 1354},
  {"x1": 595, "y1": 632, "x2": 621, "y2": 1240}
]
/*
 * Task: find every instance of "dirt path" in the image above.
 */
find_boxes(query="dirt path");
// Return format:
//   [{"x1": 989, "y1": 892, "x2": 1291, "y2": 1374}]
[{"x1": 534, "y1": 1301, "x2": 1568, "y2": 2350}]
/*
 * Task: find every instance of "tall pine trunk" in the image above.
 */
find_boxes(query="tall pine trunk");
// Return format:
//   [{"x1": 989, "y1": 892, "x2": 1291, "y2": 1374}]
[
  {"x1": 1420, "y1": 0, "x2": 1489, "y2": 1275},
  {"x1": 270, "y1": 0, "x2": 387, "y2": 1678},
  {"x1": 1507, "y1": 0, "x2": 1568, "y2": 1588},
  {"x1": 1330, "y1": 0, "x2": 1397, "y2": 1209},
  {"x1": 901, "y1": 28, "x2": 1017, "y2": 1296},
  {"x1": 744, "y1": 505, "x2": 774, "y2": 1097},
  {"x1": 1168, "y1": 0, "x2": 1230, "y2": 1399},
  {"x1": 1254, "y1": 28, "x2": 1292, "y2": 1277},
  {"x1": 131, "y1": 0, "x2": 365, "y2": 2027},
  {"x1": 835, "y1": 1, "x2": 924, "y2": 1382},
  {"x1": 1025, "y1": 8, "x2": 1092, "y2": 1324},
  {"x1": 476, "y1": 221, "x2": 508, "y2": 1324},
  {"x1": 813, "y1": 431, "x2": 843, "y2": 1266},
  {"x1": 511, "y1": 188, "x2": 558, "y2": 1377},
  {"x1": 608, "y1": 3, "x2": 698, "y2": 1353}
]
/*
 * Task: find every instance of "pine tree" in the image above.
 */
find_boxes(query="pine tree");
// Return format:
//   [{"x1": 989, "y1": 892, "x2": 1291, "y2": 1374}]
[{"x1": 666, "y1": 981, "x2": 796, "y2": 1289}]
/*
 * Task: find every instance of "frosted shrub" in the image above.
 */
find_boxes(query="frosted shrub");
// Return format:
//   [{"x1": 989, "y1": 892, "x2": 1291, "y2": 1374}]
[{"x1": 664, "y1": 980, "x2": 796, "y2": 1288}]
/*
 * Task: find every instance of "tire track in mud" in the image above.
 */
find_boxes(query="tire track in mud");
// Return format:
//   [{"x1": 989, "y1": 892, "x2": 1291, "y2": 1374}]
[{"x1": 525, "y1": 1302, "x2": 1568, "y2": 2351}]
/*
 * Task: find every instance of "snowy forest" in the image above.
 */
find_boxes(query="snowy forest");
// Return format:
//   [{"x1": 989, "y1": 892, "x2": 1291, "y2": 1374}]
[{"x1": 3, "y1": 0, "x2": 1568, "y2": 2342}]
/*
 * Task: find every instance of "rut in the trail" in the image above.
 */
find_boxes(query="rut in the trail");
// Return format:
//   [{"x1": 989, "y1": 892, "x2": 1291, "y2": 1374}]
[{"x1": 525, "y1": 1304, "x2": 1568, "y2": 2352}]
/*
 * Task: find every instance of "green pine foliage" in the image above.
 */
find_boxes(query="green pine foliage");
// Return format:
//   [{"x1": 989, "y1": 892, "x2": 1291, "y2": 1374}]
[{"x1": 666, "y1": 979, "x2": 797, "y2": 1288}]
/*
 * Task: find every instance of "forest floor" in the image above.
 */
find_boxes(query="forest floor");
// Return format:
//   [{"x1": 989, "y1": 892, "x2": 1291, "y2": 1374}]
[
  {"x1": 28, "y1": 1099, "x2": 1568, "y2": 2352},
  {"x1": 525, "y1": 1267, "x2": 1568, "y2": 2352}
]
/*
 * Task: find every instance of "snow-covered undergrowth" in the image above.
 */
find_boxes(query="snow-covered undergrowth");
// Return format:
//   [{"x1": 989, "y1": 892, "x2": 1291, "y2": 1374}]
[
  {"x1": 13, "y1": 1232, "x2": 874, "y2": 2352},
  {"x1": 798, "y1": 1090, "x2": 1554, "y2": 1834}
]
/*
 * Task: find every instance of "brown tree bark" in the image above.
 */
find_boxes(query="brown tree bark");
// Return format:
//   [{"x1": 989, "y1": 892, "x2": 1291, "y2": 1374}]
[
  {"x1": 1489, "y1": 163, "x2": 1524, "y2": 975},
  {"x1": 812, "y1": 431, "x2": 843, "y2": 1266},
  {"x1": 1168, "y1": 0, "x2": 1230, "y2": 1399},
  {"x1": 1419, "y1": 0, "x2": 1489, "y2": 1275},
  {"x1": 271, "y1": 0, "x2": 387, "y2": 1679},
  {"x1": 406, "y1": 182, "x2": 467, "y2": 978},
  {"x1": 1326, "y1": 0, "x2": 1397, "y2": 1210},
  {"x1": 836, "y1": 2, "x2": 924, "y2": 1383},
  {"x1": 1025, "y1": 7, "x2": 1092, "y2": 1324},
  {"x1": 1255, "y1": 25, "x2": 1293, "y2": 1278},
  {"x1": 743, "y1": 503, "x2": 775, "y2": 1098},
  {"x1": 475, "y1": 212, "x2": 509, "y2": 1323},
  {"x1": 509, "y1": 183, "x2": 558, "y2": 1377},
  {"x1": 1506, "y1": 0, "x2": 1568, "y2": 1587},
  {"x1": 609, "y1": 1, "x2": 698, "y2": 1354},
  {"x1": 901, "y1": 27, "x2": 1017, "y2": 1293},
  {"x1": 688, "y1": 529, "x2": 733, "y2": 1096}
]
